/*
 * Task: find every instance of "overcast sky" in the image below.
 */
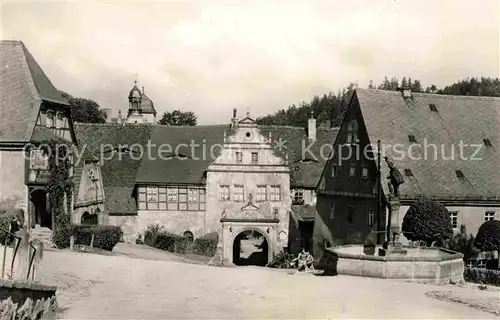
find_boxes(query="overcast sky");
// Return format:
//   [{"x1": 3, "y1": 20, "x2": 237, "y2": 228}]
[{"x1": 2, "y1": 0, "x2": 499, "y2": 124}]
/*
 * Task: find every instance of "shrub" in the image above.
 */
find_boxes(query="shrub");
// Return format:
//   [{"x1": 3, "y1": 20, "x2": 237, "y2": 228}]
[
  {"x1": 474, "y1": 220, "x2": 500, "y2": 252},
  {"x1": 464, "y1": 267, "x2": 500, "y2": 286},
  {"x1": 267, "y1": 250, "x2": 295, "y2": 268},
  {"x1": 153, "y1": 232, "x2": 189, "y2": 253},
  {"x1": 72, "y1": 225, "x2": 123, "y2": 251},
  {"x1": 440, "y1": 225, "x2": 479, "y2": 262},
  {"x1": 402, "y1": 198, "x2": 453, "y2": 246},
  {"x1": 193, "y1": 232, "x2": 218, "y2": 257}
]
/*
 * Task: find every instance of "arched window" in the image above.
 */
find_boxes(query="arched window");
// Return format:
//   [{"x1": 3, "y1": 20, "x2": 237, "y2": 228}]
[
  {"x1": 81, "y1": 212, "x2": 98, "y2": 225},
  {"x1": 347, "y1": 119, "x2": 359, "y2": 144},
  {"x1": 183, "y1": 231, "x2": 194, "y2": 242}
]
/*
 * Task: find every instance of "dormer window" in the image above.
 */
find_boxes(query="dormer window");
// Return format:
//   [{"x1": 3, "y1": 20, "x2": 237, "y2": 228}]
[
  {"x1": 483, "y1": 139, "x2": 492, "y2": 148},
  {"x1": 408, "y1": 135, "x2": 417, "y2": 143},
  {"x1": 429, "y1": 104, "x2": 438, "y2": 112},
  {"x1": 455, "y1": 170, "x2": 465, "y2": 179},
  {"x1": 346, "y1": 119, "x2": 359, "y2": 144}
]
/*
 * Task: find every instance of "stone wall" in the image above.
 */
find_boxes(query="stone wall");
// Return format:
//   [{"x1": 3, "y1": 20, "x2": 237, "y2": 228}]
[{"x1": 0, "y1": 279, "x2": 57, "y2": 320}]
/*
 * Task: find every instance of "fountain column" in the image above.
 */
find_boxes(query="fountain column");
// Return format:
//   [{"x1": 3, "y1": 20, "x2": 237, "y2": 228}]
[{"x1": 388, "y1": 196, "x2": 403, "y2": 251}]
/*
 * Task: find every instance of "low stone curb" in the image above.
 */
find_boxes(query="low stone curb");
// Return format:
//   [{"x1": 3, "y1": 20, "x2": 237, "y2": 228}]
[{"x1": 426, "y1": 290, "x2": 500, "y2": 316}]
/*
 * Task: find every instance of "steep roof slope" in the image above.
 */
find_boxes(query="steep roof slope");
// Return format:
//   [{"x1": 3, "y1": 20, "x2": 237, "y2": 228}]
[
  {"x1": 356, "y1": 88, "x2": 500, "y2": 200},
  {"x1": 0, "y1": 40, "x2": 68, "y2": 143},
  {"x1": 74, "y1": 123, "x2": 153, "y2": 214}
]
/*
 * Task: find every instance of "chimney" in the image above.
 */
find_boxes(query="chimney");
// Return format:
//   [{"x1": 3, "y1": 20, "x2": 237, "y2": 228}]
[
  {"x1": 117, "y1": 110, "x2": 123, "y2": 124},
  {"x1": 231, "y1": 108, "x2": 238, "y2": 128},
  {"x1": 308, "y1": 111, "x2": 316, "y2": 141},
  {"x1": 399, "y1": 87, "x2": 412, "y2": 99}
]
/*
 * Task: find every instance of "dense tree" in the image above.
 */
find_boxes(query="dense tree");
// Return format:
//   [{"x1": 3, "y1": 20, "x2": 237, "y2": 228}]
[
  {"x1": 437, "y1": 77, "x2": 500, "y2": 97},
  {"x1": 255, "y1": 82, "x2": 357, "y2": 128},
  {"x1": 474, "y1": 220, "x2": 500, "y2": 252},
  {"x1": 59, "y1": 91, "x2": 107, "y2": 123},
  {"x1": 158, "y1": 110, "x2": 197, "y2": 126},
  {"x1": 402, "y1": 198, "x2": 453, "y2": 246}
]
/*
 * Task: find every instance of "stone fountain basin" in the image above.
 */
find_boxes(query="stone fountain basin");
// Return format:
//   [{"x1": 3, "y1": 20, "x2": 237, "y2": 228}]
[{"x1": 323, "y1": 245, "x2": 464, "y2": 284}]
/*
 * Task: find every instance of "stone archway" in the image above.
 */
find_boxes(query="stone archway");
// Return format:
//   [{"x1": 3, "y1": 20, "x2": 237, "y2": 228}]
[
  {"x1": 229, "y1": 227, "x2": 273, "y2": 266},
  {"x1": 29, "y1": 189, "x2": 51, "y2": 229}
]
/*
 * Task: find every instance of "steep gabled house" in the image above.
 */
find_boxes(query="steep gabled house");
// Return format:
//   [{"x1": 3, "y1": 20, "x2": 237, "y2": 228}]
[
  {"x1": 73, "y1": 106, "x2": 338, "y2": 263},
  {"x1": 315, "y1": 88, "x2": 500, "y2": 252},
  {"x1": 0, "y1": 41, "x2": 77, "y2": 237}
]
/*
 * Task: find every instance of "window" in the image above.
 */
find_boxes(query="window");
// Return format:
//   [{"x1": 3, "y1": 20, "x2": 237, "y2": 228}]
[
  {"x1": 485, "y1": 211, "x2": 496, "y2": 221},
  {"x1": 429, "y1": 104, "x2": 438, "y2": 112},
  {"x1": 483, "y1": 139, "x2": 492, "y2": 148},
  {"x1": 346, "y1": 120, "x2": 359, "y2": 144},
  {"x1": 219, "y1": 185, "x2": 230, "y2": 201},
  {"x1": 408, "y1": 135, "x2": 417, "y2": 143},
  {"x1": 269, "y1": 185, "x2": 281, "y2": 201},
  {"x1": 449, "y1": 212, "x2": 458, "y2": 229},
  {"x1": 256, "y1": 185, "x2": 266, "y2": 202},
  {"x1": 55, "y1": 113, "x2": 64, "y2": 129},
  {"x1": 477, "y1": 259, "x2": 486, "y2": 269},
  {"x1": 147, "y1": 186, "x2": 158, "y2": 201},
  {"x1": 331, "y1": 164, "x2": 337, "y2": 177},
  {"x1": 349, "y1": 165, "x2": 356, "y2": 177},
  {"x1": 183, "y1": 231, "x2": 194, "y2": 242},
  {"x1": 293, "y1": 189, "x2": 304, "y2": 204},
  {"x1": 233, "y1": 185, "x2": 244, "y2": 202},
  {"x1": 139, "y1": 186, "x2": 205, "y2": 211},
  {"x1": 46, "y1": 111, "x2": 55, "y2": 128},
  {"x1": 188, "y1": 188, "x2": 198, "y2": 202},
  {"x1": 167, "y1": 187, "x2": 178, "y2": 202},
  {"x1": 362, "y1": 167, "x2": 369, "y2": 179},
  {"x1": 347, "y1": 206, "x2": 354, "y2": 224},
  {"x1": 29, "y1": 150, "x2": 48, "y2": 169},
  {"x1": 329, "y1": 204, "x2": 335, "y2": 220},
  {"x1": 367, "y1": 209, "x2": 374, "y2": 227},
  {"x1": 251, "y1": 152, "x2": 258, "y2": 164},
  {"x1": 455, "y1": 170, "x2": 465, "y2": 179},
  {"x1": 236, "y1": 152, "x2": 243, "y2": 163}
]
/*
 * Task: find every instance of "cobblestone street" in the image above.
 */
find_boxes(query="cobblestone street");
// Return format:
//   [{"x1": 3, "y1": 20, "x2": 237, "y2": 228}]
[{"x1": 39, "y1": 249, "x2": 498, "y2": 319}]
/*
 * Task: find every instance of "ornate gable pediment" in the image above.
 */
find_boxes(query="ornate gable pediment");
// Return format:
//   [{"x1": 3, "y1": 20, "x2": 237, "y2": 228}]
[{"x1": 221, "y1": 193, "x2": 278, "y2": 222}]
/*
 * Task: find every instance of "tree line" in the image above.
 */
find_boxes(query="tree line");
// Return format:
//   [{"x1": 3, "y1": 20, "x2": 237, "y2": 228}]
[{"x1": 60, "y1": 77, "x2": 500, "y2": 126}]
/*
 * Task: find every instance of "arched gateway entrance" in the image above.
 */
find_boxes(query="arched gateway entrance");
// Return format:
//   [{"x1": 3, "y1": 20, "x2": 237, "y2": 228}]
[{"x1": 232, "y1": 229, "x2": 270, "y2": 266}]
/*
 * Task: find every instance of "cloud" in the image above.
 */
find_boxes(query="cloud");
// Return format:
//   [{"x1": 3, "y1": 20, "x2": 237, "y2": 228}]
[{"x1": 2, "y1": 0, "x2": 499, "y2": 124}]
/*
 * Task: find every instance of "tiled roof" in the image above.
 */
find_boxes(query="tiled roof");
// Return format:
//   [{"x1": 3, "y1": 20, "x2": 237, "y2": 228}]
[
  {"x1": 74, "y1": 123, "x2": 153, "y2": 214},
  {"x1": 0, "y1": 41, "x2": 68, "y2": 143},
  {"x1": 355, "y1": 88, "x2": 500, "y2": 200},
  {"x1": 74, "y1": 122, "x2": 338, "y2": 214}
]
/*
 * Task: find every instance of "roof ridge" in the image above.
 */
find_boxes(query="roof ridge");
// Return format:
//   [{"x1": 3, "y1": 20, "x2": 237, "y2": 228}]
[{"x1": 358, "y1": 88, "x2": 500, "y2": 102}]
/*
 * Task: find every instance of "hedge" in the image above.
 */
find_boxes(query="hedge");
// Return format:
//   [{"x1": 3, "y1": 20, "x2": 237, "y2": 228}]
[
  {"x1": 72, "y1": 225, "x2": 123, "y2": 251},
  {"x1": 145, "y1": 230, "x2": 191, "y2": 254},
  {"x1": 464, "y1": 267, "x2": 500, "y2": 286},
  {"x1": 193, "y1": 232, "x2": 218, "y2": 257}
]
